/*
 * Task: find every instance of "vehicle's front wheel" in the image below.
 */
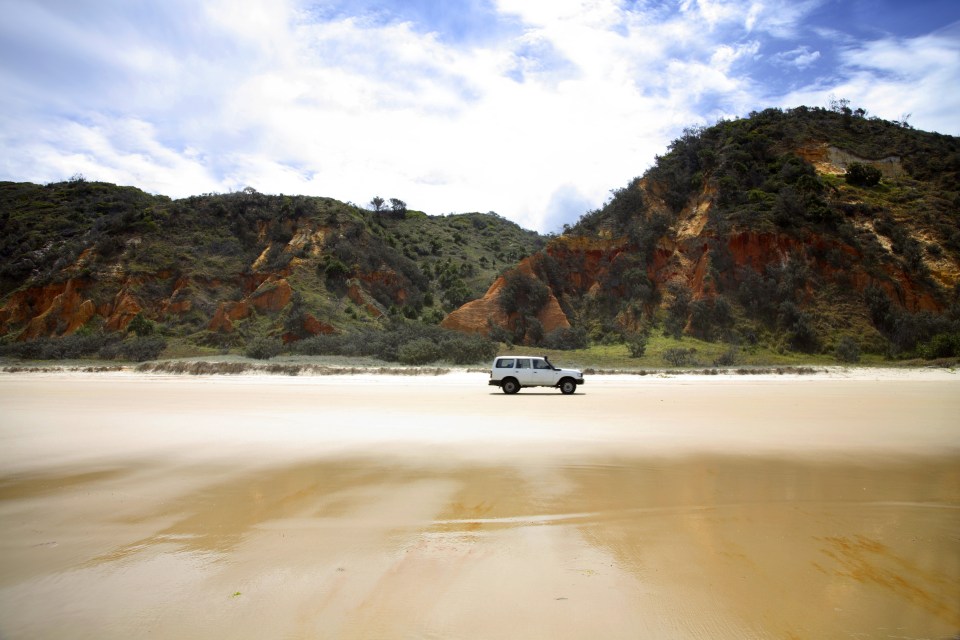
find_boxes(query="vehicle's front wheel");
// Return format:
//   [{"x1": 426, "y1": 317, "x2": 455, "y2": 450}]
[
  {"x1": 501, "y1": 378, "x2": 520, "y2": 394},
  {"x1": 559, "y1": 379, "x2": 577, "y2": 395}
]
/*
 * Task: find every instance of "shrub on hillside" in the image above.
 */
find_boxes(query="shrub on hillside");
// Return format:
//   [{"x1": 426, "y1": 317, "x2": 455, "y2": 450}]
[
  {"x1": 290, "y1": 323, "x2": 497, "y2": 365},
  {"x1": 713, "y1": 346, "x2": 740, "y2": 366},
  {"x1": 834, "y1": 336, "x2": 861, "y2": 363},
  {"x1": 626, "y1": 333, "x2": 649, "y2": 358},
  {"x1": 919, "y1": 333, "x2": 960, "y2": 359},
  {"x1": 246, "y1": 336, "x2": 283, "y2": 360},
  {"x1": 0, "y1": 333, "x2": 120, "y2": 360},
  {"x1": 397, "y1": 338, "x2": 441, "y2": 365},
  {"x1": 127, "y1": 313, "x2": 156, "y2": 337},
  {"x1": 845, "y1": 162, "x2": 882, "y2": 187},
  {"x1": 663, "y1": 347, "x2": 698, "y2": 367},
  {"x1": 440, "y1": 334, "x2": 497, "y2": 364},
  {"x1": 103, "y1": 336, "x2": 168, "y2": 362},
  {"x1": 542, "y1": 327, "x2": 588, "y2": 351}
]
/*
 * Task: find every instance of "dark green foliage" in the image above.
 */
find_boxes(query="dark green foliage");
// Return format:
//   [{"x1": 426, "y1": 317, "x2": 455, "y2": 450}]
[
  {"x1": 626, "y1": 332, "x2": 649, "y2": 358},
  {"x1": 646, "y1": 126, "x2": 707, "y2": 213},
  {"x1": 845, "y1": 162, "x2": 882, "y2": 187},
  {"x1": 834, "y1": 336, "x2": 861, "y2": 363},
  {"x1": 713, "y1": 346, "x2": 740, "y2": 367},
  {"x1": 863, "y1": 285, "x2": 960, "y2": 355},
  {"x1": 497, "y1": 269, "x2": 551, "y2": 344},
  {"x1": 778, "y1": 302, "x2": 819, "y2": 353},
  {"x1": 389, "y1": 198, "x2": 407, "y2": 218},
  {"x1": 605, "y1": 178, "x2": 645, "y2": 233},
  {"x1": 291, "y1": 322, "x2": 496, "y2": 365},
  {"x1": 919, "y1": 332, "x2": 960, "y2": 359},
  {"x1": 442, "y1": 334, "x2": 498, "y2": 364},
  {"x1": 397, "y1": 338, "x2": 441, "y2": 365},
  {"x1": 498, "y1": 269, "x2": 549, "y2": 316},
  {"x1": 113, "y1": 336, "x2": 168, "y2": 362},
  {"x1": 127, "y1": 313, "x2": 155, "y2": 337},
  {"x1": 542, "y1": 326, "x2": 589, "y2": 351},
  {"x1": 246, "y1": 336, "x2": 283, "y2": 360},
  {"x1": 688, "y1": 295, "x2": 734, "y2": 341},
  {"x1": 664, "y1": 283, "x2": 692, "y2": 339},
  {"x1": 663, "y1": 347, "x2": 698, "y2": 367},
  {"x1": 0, "y1": 332, "x2": 119, "y2": 360}
]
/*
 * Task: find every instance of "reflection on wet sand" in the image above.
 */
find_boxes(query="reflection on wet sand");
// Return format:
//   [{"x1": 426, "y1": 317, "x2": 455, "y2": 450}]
[
  {"x1": 1, "y1": 455, "x2": 957, "y2": 639},
  {"x1": 0, "y1": 372, "x2": 958, "y2": 639}
]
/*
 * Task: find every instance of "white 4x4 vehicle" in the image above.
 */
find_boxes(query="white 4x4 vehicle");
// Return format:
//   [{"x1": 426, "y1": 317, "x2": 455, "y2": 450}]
[{"x1": 489, "y1": 356, "x2": 585, "y2": 395}]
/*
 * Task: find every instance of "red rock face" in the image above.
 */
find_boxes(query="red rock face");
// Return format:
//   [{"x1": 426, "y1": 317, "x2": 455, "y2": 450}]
[
  {"x1": 442, "y1": 217, "x2": 955, "y2": 339},
  {"x1": 440, "y1": 278, "x2": 508, "y2": 336},
  {"x1": 249, "y1": 279, "x2": 293, "y2": 312},
  {"x1": 13, "y1": 279, "x2": 97, "y2": 340},
  {"x1": 440, "y1": 257, "x2": 571, "y2": 339},
  {"x1": 0, "y1": 280, "x2": 94, "y2": 340},
  {"x1": 283, "y1": 313, "x2": 336, "y2": 344},
  {"x1": 207, "y1": 278, "x2": 294, "y2": 333},
  {"x1": 103, "y1": 291, "x2": 143, "y2": 332}
]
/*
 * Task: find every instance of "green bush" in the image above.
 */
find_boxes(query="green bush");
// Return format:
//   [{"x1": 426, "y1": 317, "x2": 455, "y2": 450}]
[
  {"x1": 0, "y1": 333, "x2": 119, "y2": 360},
  {"x1": 920, "y1": 333, "x2": 960, "y2": 359},
  {"x1": 834, "y1": 336, "x2": 861, "y2": 363},
  {"x1": 397, "y1": 338, "x2": 441, "y2": 365},
  {"x1": 289, "y1": 323, "x2": 497, "y2": 365},
  {"x1": 106, "y1": 336, "x2": 168, "y2": 362},
  {"x1": 127, "y1": 313, "x2": 155, "y2": 337},
  {"x1": 543, "y1": 327, "x2": 589, "y2": 351},
  {"x1": 246, "y1": 336, "x2": 283, "y2": 360},
  {"x1": 845, "y1": 162, "x2": 882, "y2": 187},
  {"x1": 663, "y1": 347, "x2": 698, "y2": 367},
  {"x1": 626, "y1": 333, "x2": 648, "y2": 358},
  {"x1": 713, "y1": 346, "x2": 740, "y2": 366},
  {"x1": 440, "y1": 334, "x2": 497, "y2": 364}
]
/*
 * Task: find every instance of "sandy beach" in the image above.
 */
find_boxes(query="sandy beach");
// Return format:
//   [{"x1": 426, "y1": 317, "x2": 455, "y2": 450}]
[{"x1": 1, "y1": 369, "x2": 958, "y2": 639}]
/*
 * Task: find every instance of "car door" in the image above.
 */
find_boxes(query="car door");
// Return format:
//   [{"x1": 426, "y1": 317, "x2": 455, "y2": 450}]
[
  {"x1": 530, "y1": 358, "x2": 553, "y2": 386},
  {"x1": 514, "y1": 358, "x2": 536, "y2": 385}
]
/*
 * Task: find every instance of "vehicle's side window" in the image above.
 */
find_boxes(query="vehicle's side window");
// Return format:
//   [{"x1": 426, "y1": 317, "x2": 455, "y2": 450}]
[
  {"x1": 533, "y1": 359, "x2": 550, "y2": 369},
  {"x1": 497, "y1": 358, "x2": 515, "y2": 368},
  {"x1": 517, "y1": 359, "x2": 530, "y2": 369}
]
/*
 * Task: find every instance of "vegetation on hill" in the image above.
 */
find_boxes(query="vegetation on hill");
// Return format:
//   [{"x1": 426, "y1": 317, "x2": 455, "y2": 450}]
[
  {"x1": 518, "y1": 104, "x2": 960, "y2": 363},
  {"x1": 0, "y1": 178, "x2": 540, "y2": 363},
  {"x1": 1, "y1": 103, "x2": 958, "y2": 367}
]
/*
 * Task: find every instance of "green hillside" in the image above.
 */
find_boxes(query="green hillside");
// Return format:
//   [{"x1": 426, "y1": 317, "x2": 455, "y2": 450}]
[
  {"x1": 2, "y1": 103, "x2": 959, "y2": 367},
  {"x1": 0, "y1": 180, "x2": 541, "y2": 363},
  {"x1": 445, "y1": 104, "x2": 959, "y2": 365}
]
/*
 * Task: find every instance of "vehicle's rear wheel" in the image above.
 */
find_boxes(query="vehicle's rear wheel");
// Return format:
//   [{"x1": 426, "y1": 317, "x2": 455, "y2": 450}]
[
  {"x1": 501, "y1": 378, "x2": 520, "y2": 394},
  {"x1": 559, "y1": 379, "x2": 577, "y2": 395}
]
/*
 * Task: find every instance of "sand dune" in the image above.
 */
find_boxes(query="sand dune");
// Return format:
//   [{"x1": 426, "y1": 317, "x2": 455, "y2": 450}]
[{"x1": 1, "y1": 369, "x2": 958, "y2": 638}]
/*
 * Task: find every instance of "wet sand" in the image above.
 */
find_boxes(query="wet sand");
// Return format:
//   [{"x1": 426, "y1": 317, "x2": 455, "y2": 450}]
[{"x1": 1, "y1": 370, "x2": 958, "y2": 639}]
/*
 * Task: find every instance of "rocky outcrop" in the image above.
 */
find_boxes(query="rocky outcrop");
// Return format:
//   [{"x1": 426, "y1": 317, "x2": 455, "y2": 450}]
[
  {"x1": 103, "y1": 290, "x2": 143, "y2": 332},
  {"x1": 282, "y1": 313, "x2": 336, "y2": 344},
  {"x1": 441, "y1": 258, "x2": 570, "y2": 339},
  {"x1": 797, "y1": 143, "x2": 903, "y2": 178},
  {"x1": 208, "y1": 278, "x2": 294, "y2": 333},
  {"x1": 11, "y1": 279, "x2": 96, "y2": 340},
  {"x1": 440, "y1": 279, "x2": 509, "y2": 336}
]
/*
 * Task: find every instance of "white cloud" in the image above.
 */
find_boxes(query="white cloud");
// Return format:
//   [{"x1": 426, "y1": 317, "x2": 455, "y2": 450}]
[
  {"x1": 773, "y1": 45, "x2": 821, "y2": 69},
  {"x1": 780, "y1": 32, "x2": 960, "y2": 135}
]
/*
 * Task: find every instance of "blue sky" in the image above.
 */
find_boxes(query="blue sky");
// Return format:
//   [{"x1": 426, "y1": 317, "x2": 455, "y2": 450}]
[{"x1": 1, "y1": 0, "x2": 958, "y2": 232}]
